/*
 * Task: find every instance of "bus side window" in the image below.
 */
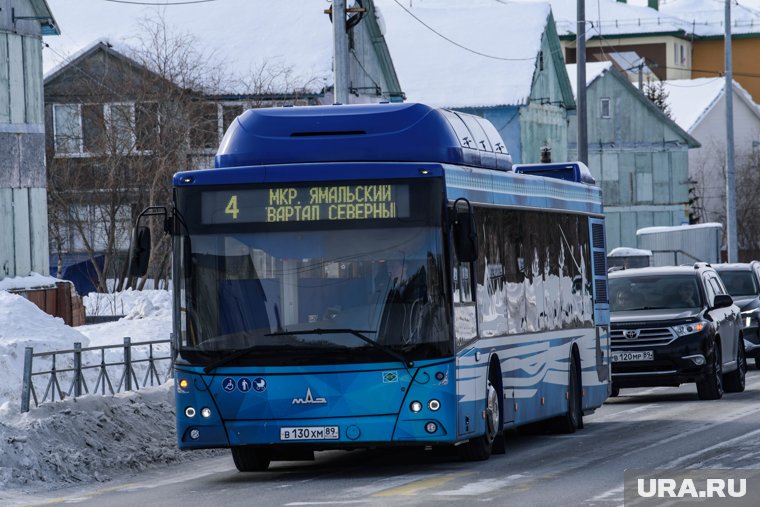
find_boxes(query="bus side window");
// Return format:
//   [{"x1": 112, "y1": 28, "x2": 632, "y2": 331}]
[{"x1": 452, "y1": 243, "x2": 477, "y2": 346}]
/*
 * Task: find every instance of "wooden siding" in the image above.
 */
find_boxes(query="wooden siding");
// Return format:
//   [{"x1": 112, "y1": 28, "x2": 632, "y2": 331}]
[
  {"x1": 1, "y1": 5, "x2": 49, "y2": 281},
  {"x1": 0, "y1": 187, "x2": 49, "y2": 278},
  {"x1": 693, "y1": 38, "x2": 760, "y2": 104},
  {"x1": 568, "y1": 69, "x2": 694, "y2": 250}
]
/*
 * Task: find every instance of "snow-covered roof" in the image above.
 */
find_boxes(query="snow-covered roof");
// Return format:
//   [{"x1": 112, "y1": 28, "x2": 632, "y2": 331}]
[
  {"x1": 43, "y1": 0, "x2": 333, "y2": 93},
  {"x1": 637, "y1": 222, "x2": 723, "y2": 235},
  {"x1": 608, "y1": 247, "x2": 653, "y2": 257},
  {"x1": 566, "y1": 62, "x2": 612, "y2": 97},
  {"x1": 660, "y1": 0, "x2": 760, "y2": 37},
  {"x1": 375, "y1": 0, "x2": 550, "y2": 108},
  {"x1": 517, "y1": 0, "x2": 685, "y2": 38},
  {"x1": 0, "y1": 273, "x2": 59, "y2": 291},
  {"x1": 662, "y1": 77, "x2": 760, "y2": 132}
]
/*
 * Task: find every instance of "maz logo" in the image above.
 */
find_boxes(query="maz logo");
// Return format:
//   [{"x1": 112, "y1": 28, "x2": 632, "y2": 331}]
[{"x1": 292, "y1": 387, "x2": 327, "y2": 404}]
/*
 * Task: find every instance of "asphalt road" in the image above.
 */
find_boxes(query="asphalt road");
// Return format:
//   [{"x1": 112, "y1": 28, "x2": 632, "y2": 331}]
[{"x1": 19, "y1": 370, "x2": 760, "y2": 507}]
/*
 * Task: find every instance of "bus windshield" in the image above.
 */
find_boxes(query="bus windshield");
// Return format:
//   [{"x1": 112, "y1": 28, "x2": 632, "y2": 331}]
[{"x1": 173, "y1": 181, "x2": 451, "y2": 366}]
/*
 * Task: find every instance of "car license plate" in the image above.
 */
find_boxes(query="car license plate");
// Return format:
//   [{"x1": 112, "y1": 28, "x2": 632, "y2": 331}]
[
  {"x1": 280, "y1": 426, "x2": 340, "y2": 441},
  {"x1": 612, "y1": 350, "x2": 654, "y2": 362}
]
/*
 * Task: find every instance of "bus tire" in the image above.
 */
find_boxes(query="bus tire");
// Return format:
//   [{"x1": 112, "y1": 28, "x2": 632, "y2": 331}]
[
  {"x1": 231, "y1": 446, "x2": 271, "y2": 472},
  {"x1": 550, "y1": 350, "x2": 582, "y2": 433},
  {"x1": 458, "y1": 372, "x2": 501, "y2": 461}
]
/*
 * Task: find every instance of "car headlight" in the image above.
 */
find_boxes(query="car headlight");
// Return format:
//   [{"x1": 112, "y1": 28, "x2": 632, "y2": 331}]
[
  {"x1": 673, "y1": 321, "x2": 707, "y2": 336},
  {"x1": 741, "y1": 309, "x2": 759, "y2": 328}
]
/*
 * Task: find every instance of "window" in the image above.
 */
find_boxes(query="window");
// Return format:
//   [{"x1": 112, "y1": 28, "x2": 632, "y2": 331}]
[
  {"x1": 107, "y1": 103, "x2": 135, "y2": 153},
  {"x1": 53, "y1": 104, "x2": 82, "y2": 154},
  {"x1": 82, "y1": 104, "x2": 105, "y2": 153},
  {"x1": 680, "y1": 45, "x2": 686, "y2": 66},
  {"x1": 600, "y1": 98, "x2": 611, "y2": 119},
  {"x1": 136, "y1": 102, "x2": 160, "y2": 152}
]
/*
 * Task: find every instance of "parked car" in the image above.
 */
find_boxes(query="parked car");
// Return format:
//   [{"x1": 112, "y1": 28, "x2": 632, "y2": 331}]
[
  {"x1": 608, "y1": 263, "x2": 745, "y2": 400},
  {"x1": 713, "y1": 262, "x2": 760, "y2": 369}
]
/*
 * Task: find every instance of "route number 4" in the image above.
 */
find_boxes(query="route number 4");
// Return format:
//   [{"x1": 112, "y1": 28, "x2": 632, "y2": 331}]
[{"x1": 225, "y1": 195, "x2": 240, "y2": 219}]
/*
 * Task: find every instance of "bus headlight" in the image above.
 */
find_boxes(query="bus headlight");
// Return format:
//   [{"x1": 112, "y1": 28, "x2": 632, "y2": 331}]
[
  {"x1": 425, "y1": 422, "x2": 438, "y2": 433},
  {"x1": 410, "y1": 401, "x2": 423, "y2": 413},
  {"x1": 184, "y1": 406, "x2": 196, "y2": 418},
  {"x1": 428, "y1": 399, "x2": 441, "y2": 411},
  {"x1": 201, "y1": 407, "x2": 212, "y2": 418}
]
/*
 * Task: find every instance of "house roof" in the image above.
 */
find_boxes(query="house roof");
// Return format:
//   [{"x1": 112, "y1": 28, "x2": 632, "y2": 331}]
[
  {"x1": 662, "y1": 77, "x2": 760, "y2": 132},
  {"x1": 566, "y1": 62, "x2": 700, "y2": 148},
  {"x1": 31, "y1": 0, "x2": 59, "y2": 35},
  {"x1": 374, "y1": 0, "x2": 551, "y2": 108},
  {"x1": 42, "y1": 0, "x2": 340, "y2": 94},
  {"x1": 518, "y1": 0, "x2": 686, "y2": 39},
  {"x1": 660, "y1": 0, "x2": 760, "y2": 38}
]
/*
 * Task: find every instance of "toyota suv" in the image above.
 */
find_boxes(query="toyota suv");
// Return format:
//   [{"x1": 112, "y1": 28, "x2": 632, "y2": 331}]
[
  {"x1": 714, "y1": 262, "x2": 760, "y2": 369},
  {"x1": 608, "y1": 263, "x2": 745, "y2": 400}
]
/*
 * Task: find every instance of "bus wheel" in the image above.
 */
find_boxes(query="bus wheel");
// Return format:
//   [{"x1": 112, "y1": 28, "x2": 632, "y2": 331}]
[
  {"x1": 550, "y1": 351, "x2": 582, "y2": 433},
  {"x1": 231, "y1": 446, "x2": 271, "y2": 472},
  {"x1": 458, "y1": 377, "x2": 500, "y2": 461}
]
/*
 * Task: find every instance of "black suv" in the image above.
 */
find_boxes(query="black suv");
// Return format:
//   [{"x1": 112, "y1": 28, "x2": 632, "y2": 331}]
[
  {"x1": 714, "y1": 262, "x2": 760, "y2": 369},
  {"x1": 608, "y1": 263, "x2": 745, "y2": 400}
]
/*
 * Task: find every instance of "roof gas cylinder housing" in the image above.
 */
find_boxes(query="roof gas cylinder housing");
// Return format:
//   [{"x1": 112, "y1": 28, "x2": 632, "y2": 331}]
[{"x1": 214, "y1": 102, "x2": 512, "y2": 171}]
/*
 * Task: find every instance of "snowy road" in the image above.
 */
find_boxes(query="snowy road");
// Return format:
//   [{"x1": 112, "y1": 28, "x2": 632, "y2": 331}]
[{"x1": 14, "y1": 370, "x2": 760, "y2": 507}]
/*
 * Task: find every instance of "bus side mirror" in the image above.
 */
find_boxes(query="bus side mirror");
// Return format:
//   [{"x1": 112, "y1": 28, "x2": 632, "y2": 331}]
[
  {"x1": 129, "y1": 226, "x2": 151, "y2": 278},
  {"x1": 452, "y1": 200, "x2": 478, "y2": 263}
]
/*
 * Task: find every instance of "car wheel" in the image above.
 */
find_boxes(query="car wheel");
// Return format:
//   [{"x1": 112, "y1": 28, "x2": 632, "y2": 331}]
[
  {"x1": 697, "y1": 344, "x2": 723, "y2": 400},
  {"x1": 724, "y1": 341, "x2": 746, "y2": 393},
  {"x1": 231, "y1": 446, "x2": 271, "y2": 472},
  {"x1": 610, "y1": 383, "x2": 620, "y2": 398},
  {"x1": 754, "y1": 357, "x2": 760, "y2": 370}
]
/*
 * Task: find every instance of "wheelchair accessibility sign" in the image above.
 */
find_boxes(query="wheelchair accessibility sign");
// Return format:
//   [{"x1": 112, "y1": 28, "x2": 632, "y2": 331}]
[{"x1": 222, "y1": 377, "x2": 236, "y2": 392}]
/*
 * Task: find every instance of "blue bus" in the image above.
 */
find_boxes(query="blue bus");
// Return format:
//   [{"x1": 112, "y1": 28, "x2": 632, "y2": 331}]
[{"x1": 146, "y1": 103, "x2": 610, "y2": 471}]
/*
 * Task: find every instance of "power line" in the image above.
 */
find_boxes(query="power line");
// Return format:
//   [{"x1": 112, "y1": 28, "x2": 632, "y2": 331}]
[
  {"x1": 101, "y1": 0, "x2": 219, "y2": 5},
  {"x1": 390, "y1": 0, "x2": 536, "y2": 61}
]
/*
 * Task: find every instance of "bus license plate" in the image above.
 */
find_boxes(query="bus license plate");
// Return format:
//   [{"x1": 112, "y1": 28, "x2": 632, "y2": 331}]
[
  {"x1": 612, "y1": 350, "x2": 654, "y2": 362},
  {"x1": 280, "y1": 426, "x2": 340, "y2": 441}
]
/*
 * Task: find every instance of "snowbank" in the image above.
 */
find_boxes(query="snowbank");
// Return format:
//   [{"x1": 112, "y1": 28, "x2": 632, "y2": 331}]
[
  {"x1": 0, "y1": 273, "x2": 59, "y2": 291},
  {"x1": 0, "y1": 292, "x2": 90, "y2": 408},
  {"x1": 84, "y1": 289, "x2": 171, "y2": 318},
  {"x1": 0, "y1": 288, "x2": 209, "y2": 496}
]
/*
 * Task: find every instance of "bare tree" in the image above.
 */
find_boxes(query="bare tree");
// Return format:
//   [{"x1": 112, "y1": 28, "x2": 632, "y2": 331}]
[{"x1": 48, "y1": 13, "x2": 323, "y2": 294}]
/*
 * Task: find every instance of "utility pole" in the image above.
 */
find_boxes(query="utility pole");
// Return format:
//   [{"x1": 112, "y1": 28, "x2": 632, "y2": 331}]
[
  {"x1": 577, "y1": 0, "x2": 588, "y2": 165},
  {"x1": 725, "y1": 0, "x2": 738, "y2": 261},
  {"x1": 333, "y1": 0, "x2": 350, "y2": 104}
]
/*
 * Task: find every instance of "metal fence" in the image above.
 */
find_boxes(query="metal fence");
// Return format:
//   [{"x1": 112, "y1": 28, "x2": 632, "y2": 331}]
[{"x1": 21, "y1": 337, "x2": 173, "y2": 413}]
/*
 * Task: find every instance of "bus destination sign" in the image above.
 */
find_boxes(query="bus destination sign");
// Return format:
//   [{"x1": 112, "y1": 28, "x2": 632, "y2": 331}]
[{"x1": 201, "y1": 184, "x2": 410, "y2": 224}]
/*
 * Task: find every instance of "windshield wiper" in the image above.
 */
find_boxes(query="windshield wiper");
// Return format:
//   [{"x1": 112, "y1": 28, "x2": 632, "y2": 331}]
[
  {"x1": 202, "y1": 328, "x2": 413, "y2": 373},
  {"x1": 266, "y1": 328, "x2": 414, "y2": 368}
]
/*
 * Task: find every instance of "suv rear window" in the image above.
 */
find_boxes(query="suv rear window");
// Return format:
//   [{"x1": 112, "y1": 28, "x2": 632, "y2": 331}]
[
  {"x1": 717, "y1": 270, "x2": 758, "y2": 296},
  {"x1": 610, "y1": 275, "x2": 702, "y2": 311}
]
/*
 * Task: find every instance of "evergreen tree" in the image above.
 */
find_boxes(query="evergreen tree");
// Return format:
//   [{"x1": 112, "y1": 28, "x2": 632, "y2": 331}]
[{"x1": 643, "y1": 78, "x2": 672, "y2": 119}]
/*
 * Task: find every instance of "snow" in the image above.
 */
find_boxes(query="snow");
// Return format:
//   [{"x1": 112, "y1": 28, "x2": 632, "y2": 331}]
[
  {"x1": 566, "y1": 62, "x2": 612, "y2": 98},
  {"x1": 637, "y1": 222, "x2": 723, "y2": 235},
  {"x1": 0, "y1": 289, "x2": 217, "y2": 499},
  {"x1": 42, "y1": 0, "x2": 333, "y2": 93},
  {"x1": 662, "y1": 77, "x2": 760, "y2": 133},
  {"x1": 608, "y1": 247, "x2": 653, "y2": 257},
  {"x1": 518, "y1": 0, "x2": 685, "y2": 38},
  {"x1": 0, "y1": 273, "x2": 59, "y2": 291},
  {"x1": 660, "y1": 0, "x2": 760, "y2": 37},
  {"x1": 375, "y1": 0, "x2": 550, "y2": 108}
]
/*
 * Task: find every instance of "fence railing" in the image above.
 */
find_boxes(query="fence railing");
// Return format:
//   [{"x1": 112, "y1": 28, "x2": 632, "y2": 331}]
[{"x1": 21, "y1": 336, "x2": 173, "y2": 413}]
